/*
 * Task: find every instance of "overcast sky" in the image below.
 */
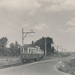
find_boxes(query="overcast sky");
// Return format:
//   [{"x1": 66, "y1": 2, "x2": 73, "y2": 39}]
[{"x1": 0, "y1": 0, "x2": 75, "y2": 52}]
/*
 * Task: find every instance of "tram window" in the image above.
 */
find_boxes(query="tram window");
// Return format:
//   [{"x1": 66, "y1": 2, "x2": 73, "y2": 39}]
[{"x1": 29, "y1": 49, "x2": 30, "y2": 53}]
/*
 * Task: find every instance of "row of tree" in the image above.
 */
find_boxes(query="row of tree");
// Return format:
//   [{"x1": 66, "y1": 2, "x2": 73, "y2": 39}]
[
  {"x1": 0, "y1": 37, "x2": 55, "y2": 56},
  {"x1": 0, "y1": 37, "x2": 20, "y2": 56}
]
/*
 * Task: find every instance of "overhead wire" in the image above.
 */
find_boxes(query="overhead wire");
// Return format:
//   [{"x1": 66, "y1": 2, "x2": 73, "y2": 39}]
[
  {"x1": 0, "y1": 20, "x2": 21, "y2": 33},
  {"x1": 0, "y1": 11, "x2": 46, "y2": 46},
  {"x1": 0, "y1": 11, "x2": 31, "y2": 31},
  {"x1": 0, "y1": 11, "x2": 44, "y2": 39}
]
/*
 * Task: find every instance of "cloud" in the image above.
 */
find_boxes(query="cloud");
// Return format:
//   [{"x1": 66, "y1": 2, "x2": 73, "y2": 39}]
[
  {"x1": 45, "y1": 4, "x2": 62, "y2": 12},
  {"x1": 66, "y1": 27, "x2": 75, "y2": 33},
  {"x1": 1, "y1": 0, "x2": 75, "y2": 14},
  {"x1": 0, "y1": 0, "x2": 41, "y2": 14},
  {"x1": 44, "y1": 0, "x2": 75, "y2": 12},
  {"x1": 65, "y1": 18, "x2": 75, "y2": 33},
  {"x1": 58, "y1": 27, "x2": 75, "y2": 33},
  {"x1": 1, "y1": 0, "x2": 75, "y2": 13},
  {"x1": 58, "y1": 29, "x2": 65, "y2": 32},
  {"x1": 23, "y1": 23, "x2": 30, "y2": 27},
  {"x1": 35, "y1": 23, "x2": 49, "y2": 30},
  {"x1": 66, "y1": 18, "x2": 75, "y2": 26},
  {"x1": 38, "y1": 0, "x2": 64, "y2": 3},
  {"x1": 59, "y1": 18, "x2": 75, "y2": 33},
  {"x1": 29, "y1": 10, "x2": 35, "y2": 16}
]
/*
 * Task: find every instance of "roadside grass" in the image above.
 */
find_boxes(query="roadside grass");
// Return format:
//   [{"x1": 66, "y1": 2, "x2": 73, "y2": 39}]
[
  {"x1": 57, "y1": 58, "x2": 75, "y2": 75},
  {"x1": 0, "y1": 52, "x2": 72, "y2": 69},
  {"x1": 0, "y1": 56, "x2": 21, "y2": 67},
  {"x1": 57, "y1": 52, "x2": 72, "y2": 58}
]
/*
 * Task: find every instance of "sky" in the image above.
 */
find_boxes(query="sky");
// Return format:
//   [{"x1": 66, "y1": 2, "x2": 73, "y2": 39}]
[{"x1": 0, "y1": 0, "x2": 75, "y2": 52}]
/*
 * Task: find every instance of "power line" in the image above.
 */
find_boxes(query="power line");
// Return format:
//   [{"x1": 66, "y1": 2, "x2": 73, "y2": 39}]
[
  {"x1": 0, "y1": 12, "x2": 31, "y2": 31},
  {"x1": 0, "y1": 12, "x2": 46, "y2": 40},
  {"x1": 0, "y1": 20, "x2": 21, "y2": 33},
  {"x1": 0, "y1": 12, "x2": 43, "y2": 35}
]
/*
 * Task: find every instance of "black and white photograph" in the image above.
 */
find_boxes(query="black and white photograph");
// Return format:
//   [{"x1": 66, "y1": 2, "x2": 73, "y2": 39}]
[{"x1": 0, "y1": 0, "x2": 75, "y2": 75}]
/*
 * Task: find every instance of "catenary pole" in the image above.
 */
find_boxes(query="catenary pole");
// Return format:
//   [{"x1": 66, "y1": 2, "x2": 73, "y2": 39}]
[
  {"x1": 22, "y1": 28, "x2": 35, "y2": 53},
  {"x1": 22, "y1": 28, "x2": 24, "y2": 46},
  {"x1": 45, "y1": 37, "x2": 47, "y2": 56}
]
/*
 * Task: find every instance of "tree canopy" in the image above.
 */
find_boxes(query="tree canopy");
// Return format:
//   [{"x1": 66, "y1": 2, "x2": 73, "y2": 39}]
[
  {"x1": 0, "y1": 37, "x2": 8, "y2": 48},
  {"x1": 9, "y1": 41, "x2": 20, "y2": 56},
  {"x1": 35, "y1": 37, "x2": 54, "y2": 56}
]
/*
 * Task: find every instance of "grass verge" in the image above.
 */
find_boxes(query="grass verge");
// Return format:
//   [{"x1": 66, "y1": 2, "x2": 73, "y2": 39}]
[
  {"x1": 0, "y1": 53, "x2": 71, "y2": 69},
  {"x1": 57, "y1": 58, "x2": 75, "y2": 75}
]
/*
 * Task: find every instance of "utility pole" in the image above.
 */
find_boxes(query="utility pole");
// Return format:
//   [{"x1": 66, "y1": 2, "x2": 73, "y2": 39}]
[
  {"x1": 57, "y1": 45, "x2": 58, "y2": 56},
  {"x1": 22, "y1": 28, "x2": 24, "y2": 46},
  {"x1": 45, "y1": 37, "x2": 47, "y2": 56},
  {"x1": 57, "y1": 45, "x2": 58, "y2": 52},
  {"x1": 62, "y1": 48, "x2": 63, "y2": 52},
  {"x1": 22, "y1": 28, "x2": 35, "y2": 53}
]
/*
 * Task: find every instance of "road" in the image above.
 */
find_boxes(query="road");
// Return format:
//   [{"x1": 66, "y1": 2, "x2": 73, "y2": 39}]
[{"x1": 0, "y1": 56, "x2": 73, "y2": 75}]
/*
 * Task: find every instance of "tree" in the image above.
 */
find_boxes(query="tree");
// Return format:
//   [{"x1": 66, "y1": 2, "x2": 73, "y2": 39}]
[
  {"x1": 35, "y1": 37, "x2": 45, "y2": 51},
  {"x1": 51, "y1": 46, "x2": 55, "y2": 54},
  {"x1": 14, "y1": 41, "x2": 20, "y2": 56},
  {"x1": 0, "y1": 37, "x2": 8, "y2": 56},
  {"x1": 10, "y1": 43, "x2": 15, "y2": 48},
  {"x1": 0, "y1": 37, "x2": 8, "y2": 48},
  {"x1": 9, "y1": 41, "x2": 20, "y2": 56},
  {"x1": 46, "y1": 37, "x2": 54, "y2": 55},
  {"x1": 15, "y1": 41, "x2": 19, "y2": 48},
  {"x1": 35, "y1": 37, "x2": 54, "y2": 56}
]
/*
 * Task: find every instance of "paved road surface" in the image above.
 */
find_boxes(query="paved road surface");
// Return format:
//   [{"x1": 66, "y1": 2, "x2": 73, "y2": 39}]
[{"x1": 0, "y1": 56, "x2": 73, "y2": 75}]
